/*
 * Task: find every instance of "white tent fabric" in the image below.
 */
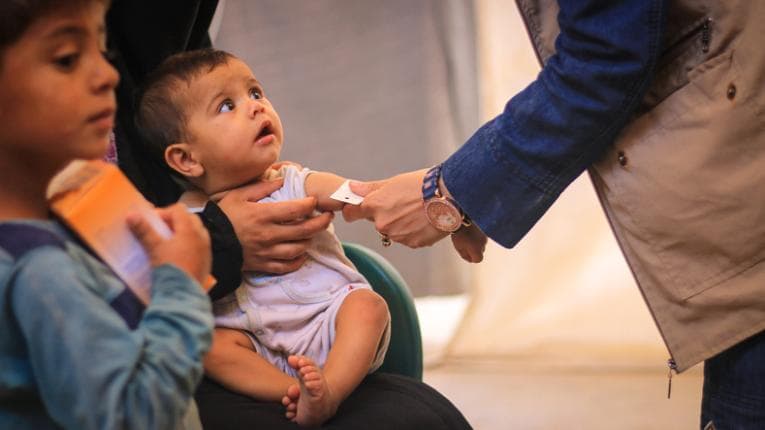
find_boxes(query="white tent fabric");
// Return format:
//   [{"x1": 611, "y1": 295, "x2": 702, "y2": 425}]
[{"x1": 446, "y1": 0, "x2": 670, "y2": 368}]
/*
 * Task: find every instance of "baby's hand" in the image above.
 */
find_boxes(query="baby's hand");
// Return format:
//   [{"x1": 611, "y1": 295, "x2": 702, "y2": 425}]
[
  {"x1": 450, "y1": 224, "x2": 487, "y2": 263},
  {"x1": 128, "y1": 203, "x2": 212, "y2": 289}
]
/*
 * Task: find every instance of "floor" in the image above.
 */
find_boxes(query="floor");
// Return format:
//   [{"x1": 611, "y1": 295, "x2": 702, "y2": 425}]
[
  {"x1": 423, "y1": 361, "x2": 703, "y2": 430},
  {"x1": 414, "y1": 296, "x2": 704, "y2": 429}
]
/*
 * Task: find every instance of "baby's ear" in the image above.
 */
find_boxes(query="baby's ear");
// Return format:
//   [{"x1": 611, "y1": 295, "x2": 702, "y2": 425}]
[{"x1": 165, "y1": 143, "x2": 204, "y2": 178}]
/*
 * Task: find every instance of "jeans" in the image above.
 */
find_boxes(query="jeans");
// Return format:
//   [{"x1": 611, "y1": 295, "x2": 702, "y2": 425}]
[{"x1": 701, "y1": 330, "x2": 765, "y2": 429}]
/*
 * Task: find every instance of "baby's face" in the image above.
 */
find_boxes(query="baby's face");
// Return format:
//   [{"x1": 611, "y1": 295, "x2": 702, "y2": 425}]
[{"x1": 184, "y1": 58, "x2": 284, "y2": 191}]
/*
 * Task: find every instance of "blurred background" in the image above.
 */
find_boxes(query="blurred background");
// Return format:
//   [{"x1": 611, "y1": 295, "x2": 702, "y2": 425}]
[{"x1": 211, "y1": 1, "x2": 703, "y2": 428}]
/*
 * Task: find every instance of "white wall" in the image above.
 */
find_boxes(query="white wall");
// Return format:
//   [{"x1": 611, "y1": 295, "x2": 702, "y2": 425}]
[{"x1": 213, "y1": 0, "x2": 480, "y2": 297}]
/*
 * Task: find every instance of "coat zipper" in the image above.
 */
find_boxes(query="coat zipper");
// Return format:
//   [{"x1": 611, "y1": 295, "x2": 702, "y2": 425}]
[
  {"x1": 667, "y1": 358, "x2": 678, "y2": 398},
  {"x1": 701, "y1": 18, "x2": 712, "y2": 53}
]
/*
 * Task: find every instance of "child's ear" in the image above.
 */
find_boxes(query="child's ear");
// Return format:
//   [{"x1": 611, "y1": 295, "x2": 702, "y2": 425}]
[{"x1": 165, "y1": 143, "x2": 204, "y2": 178}]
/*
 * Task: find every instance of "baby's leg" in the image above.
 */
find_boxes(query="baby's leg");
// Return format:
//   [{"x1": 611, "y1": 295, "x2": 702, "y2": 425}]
[
  {"x1": 324, "y1": 289, "x2": 389, "y2": 397},
  {"x1": 204, "y1": 327, "x2": 297, "y2": 401},
  {"x1": 285, "y1": 289, "x2": 389, "y2": 426}
]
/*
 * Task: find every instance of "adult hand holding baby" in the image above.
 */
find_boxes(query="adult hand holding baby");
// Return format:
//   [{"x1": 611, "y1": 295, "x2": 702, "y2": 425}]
[{"x1": 217, "y1": 177, "x2": 334, "y2": 274}]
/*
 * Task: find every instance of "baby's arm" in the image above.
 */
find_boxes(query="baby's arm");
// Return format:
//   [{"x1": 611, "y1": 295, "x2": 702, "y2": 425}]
[{"x1": 304, "y1": 171, "x2": 348, "y2": 212}]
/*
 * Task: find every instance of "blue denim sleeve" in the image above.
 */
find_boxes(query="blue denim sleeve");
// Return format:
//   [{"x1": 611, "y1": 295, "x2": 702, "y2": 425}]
[
  {"x1": 12, "y1": 249, "x2": 213, "y2": 430},
  {"x1": 442, "y1": 0, "x2": 666, "y2": 248}
]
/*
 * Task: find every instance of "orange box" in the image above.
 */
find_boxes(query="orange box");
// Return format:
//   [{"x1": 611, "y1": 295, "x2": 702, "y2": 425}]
[{"x1": 48, "y1": 160, "x2": 215, "y2": 304}]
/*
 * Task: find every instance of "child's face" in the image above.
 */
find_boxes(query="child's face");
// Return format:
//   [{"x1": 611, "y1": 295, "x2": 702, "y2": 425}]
[
  {"x1": 183, "y1": 58, "x2": 284, "y2": 192},
  {"x1": 0, "y1": 2, "x2": 118, "y2": 170}
]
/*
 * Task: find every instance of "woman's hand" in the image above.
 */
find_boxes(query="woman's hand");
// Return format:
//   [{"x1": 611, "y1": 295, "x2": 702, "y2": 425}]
[
  {"x1": 217, "y1": 179, "x2": 333, "y2": 274},
  {"x1": 342, "y1": 169, "x2": 449, "y2": 248},
  {"x1": 451, "y1": 224, "x2": 487, "y2": 263},
  {"x1": 128, "y1": 203, "x2": 212, "y2": 288}
]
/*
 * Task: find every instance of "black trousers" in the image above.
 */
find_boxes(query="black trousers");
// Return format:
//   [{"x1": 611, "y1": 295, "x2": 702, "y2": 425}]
[{"x1": 195, "y1": 373, "x2": 471, "y2": 429}]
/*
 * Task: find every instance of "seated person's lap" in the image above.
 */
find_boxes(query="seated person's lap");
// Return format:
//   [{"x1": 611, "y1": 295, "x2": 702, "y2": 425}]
[{"x1": 196, "y1": 373, "x2": 471, "y2": 429}]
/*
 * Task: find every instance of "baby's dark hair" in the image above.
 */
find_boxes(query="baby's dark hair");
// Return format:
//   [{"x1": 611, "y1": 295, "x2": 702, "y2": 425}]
[
  {"x1": 135, "y1": 48, "x2": 235, "y2": 163},
  {"x1": 0, "y1": 0, "x2": 109, "y2": 68}
]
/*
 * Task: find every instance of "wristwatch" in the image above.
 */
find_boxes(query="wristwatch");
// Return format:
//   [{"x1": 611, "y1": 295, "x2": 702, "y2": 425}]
[{"x1": 422, "y1": 164, "x2": 470, "y2": 233}]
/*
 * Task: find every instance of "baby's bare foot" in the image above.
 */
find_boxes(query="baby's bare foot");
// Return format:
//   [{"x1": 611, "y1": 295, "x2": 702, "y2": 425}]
[
  {"x1": 282, "y1": 384, "x2": 299, "y2": 421},
  {"x1": 287, "y1": 355, "x2": 338, "y2": 427}
]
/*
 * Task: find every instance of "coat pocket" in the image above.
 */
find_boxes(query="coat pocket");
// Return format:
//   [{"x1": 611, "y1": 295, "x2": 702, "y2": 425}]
[
  {"x1": 601, "y1": 48, "x2": 765, "y2": 300},
  {"x1": 639, "y1": 17, "x2": 712, "y2": 113}
]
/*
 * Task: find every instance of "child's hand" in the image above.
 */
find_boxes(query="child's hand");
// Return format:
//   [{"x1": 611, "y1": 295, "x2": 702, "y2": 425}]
[
  {"x1": 128, "y1": 204, "x2": 212, "y2": 288},
  {"x1": 450, "y1": 224, "x2": 487, "y2": 263}
]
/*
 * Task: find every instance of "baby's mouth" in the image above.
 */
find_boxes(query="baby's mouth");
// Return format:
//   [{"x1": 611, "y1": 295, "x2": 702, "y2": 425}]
[
  {"x1": 254, "y1": 121, "x2": 275, "y2": 145},
  {"x1": 258, "y1": 126, "x2": 272, "y2": 138},
  {"x1": 256, "y1": 121, "x2": 273, "y2": 139}
]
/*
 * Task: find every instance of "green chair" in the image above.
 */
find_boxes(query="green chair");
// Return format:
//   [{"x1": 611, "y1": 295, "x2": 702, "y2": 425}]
[{"x1": 342, "y1": 243, "x2": 423, "y2": 380}]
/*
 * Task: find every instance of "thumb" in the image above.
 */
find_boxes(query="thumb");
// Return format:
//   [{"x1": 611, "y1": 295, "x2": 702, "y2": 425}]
[
  {"x1": 234, "y1": 177, "x2": 284, "y2": 202},
  {"x1": 349, "y1": 180, "x2": 384, "y2": 197},
  {"x1": 127, "y1": 212, "x2": 165, "y2": 257}
]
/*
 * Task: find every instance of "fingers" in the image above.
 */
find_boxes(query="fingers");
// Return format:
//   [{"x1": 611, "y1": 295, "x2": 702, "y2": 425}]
[
  {"x1": 165, "y1": 204, "x2": 208, "y2": 242},
  {"x1": 260, "y1": 197, "x2": 319, "y2": 223},
  {"x1": 342, "y1": 180, "x2": 384, "y2": 223},
  {"x1": 270, "y1": 160, "x2": 303, "y2": 171},
  {"x1": 225, "y1": 177, "x2": 285, "y2": 203},
  {"x1": 341, "y1": 203, "x2": 369, "y2": 223},
  {"x1": 451, "y1": 226, "x2": 487, "y2": 263},
  {"x1": 254, "y1": 240, "x2": 313, "y2": 261},
  {"x1": 127, "y1": 211, "x2": 165, "y2": 257},
  {"x1": 243, "y1": 254, "x2": 309, "y2": 274},
  {"x1": 264, "y1": 211, "x2": 333, "y2": 242},
  {"x1": 131, "y1": 204, "x2": 212, "y2": 285},
  {"x1": 348, "y1": 180, "x2": 384, "y2": 197}
]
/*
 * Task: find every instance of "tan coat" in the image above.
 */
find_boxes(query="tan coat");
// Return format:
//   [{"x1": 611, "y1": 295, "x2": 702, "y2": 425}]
[{"x1": 518, "y1": 0, "x2": 765, "y2": 372}]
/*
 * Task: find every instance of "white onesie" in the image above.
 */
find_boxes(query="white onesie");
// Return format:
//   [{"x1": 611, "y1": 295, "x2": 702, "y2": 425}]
[{"x1": 212, "y1": 165, "x2": 391, "y2": 377}]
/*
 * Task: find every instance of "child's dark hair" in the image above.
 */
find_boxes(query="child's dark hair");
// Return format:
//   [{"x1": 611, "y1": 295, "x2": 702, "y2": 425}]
[
  {"x1": 135, "y1": 48, "x2": 235, "y2": 163},
  {"x1": 0, "y1": 0, "x2": 109, "y2": 65}
]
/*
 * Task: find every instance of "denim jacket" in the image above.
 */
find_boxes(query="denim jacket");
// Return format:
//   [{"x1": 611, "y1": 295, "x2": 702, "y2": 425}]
[
  {"x1": 444, "y1": 0, "x2": 765, "y2": 371},
  {"x1": 443, "y1": 0, "x2": 665, "y2": 247}
]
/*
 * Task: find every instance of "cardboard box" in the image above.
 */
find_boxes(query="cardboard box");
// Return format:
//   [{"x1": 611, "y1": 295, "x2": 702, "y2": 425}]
[{"x1": 48, "y1": 160, "x2": 215, "y2": 303}]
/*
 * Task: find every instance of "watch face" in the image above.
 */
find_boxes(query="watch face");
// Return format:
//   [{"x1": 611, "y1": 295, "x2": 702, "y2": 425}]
[{"x1": 424, "y1": 199, "x2": 462, "y2": 232}]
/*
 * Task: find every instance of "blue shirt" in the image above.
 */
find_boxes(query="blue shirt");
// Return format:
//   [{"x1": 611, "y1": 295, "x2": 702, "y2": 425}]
[
  {"x1": 443, "y1": 0, "x2": 666, "y2": 247},
  {"x1": 0, "y1": 220, "x2": 213, "y2": 429}
]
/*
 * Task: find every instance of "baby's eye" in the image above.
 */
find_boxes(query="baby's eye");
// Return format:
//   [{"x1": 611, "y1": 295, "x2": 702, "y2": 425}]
[
  {"x1": 53, "y1": 53, "x2": 80, "y2": 71},
  {"x1": 218, "y1": 100, "x2": 235, "y2": 113},
  {"x1": 249, "y1": 87, "x2": 264, "y2": 100}
]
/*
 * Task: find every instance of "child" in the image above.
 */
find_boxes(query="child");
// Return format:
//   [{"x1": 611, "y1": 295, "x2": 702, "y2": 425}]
[
  {"x1": 135, "y1": 48, "x2": 393, "y2": 427},
  {"x1": 0, "y1": 1, "x2": 214, "y2": 428}
]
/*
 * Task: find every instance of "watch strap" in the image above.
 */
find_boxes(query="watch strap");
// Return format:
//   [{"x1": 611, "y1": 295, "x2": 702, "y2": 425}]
[
  {"x1": 422, "y1": 164, "x2": 442, "y2": 200},
  {"x1": 422, "y1": 164, "x2": 471, "y2": 231}
]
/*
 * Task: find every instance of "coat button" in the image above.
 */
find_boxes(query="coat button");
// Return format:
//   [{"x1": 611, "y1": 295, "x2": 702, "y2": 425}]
[
  {"x1": 727, "y1": 83, "x2": 736, "y2": 100},
  {"x1": 617, "y1": 151, "x2": 628, "y2": 166}
]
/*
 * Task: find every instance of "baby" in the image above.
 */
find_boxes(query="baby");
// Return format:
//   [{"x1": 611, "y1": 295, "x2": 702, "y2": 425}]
[{"x1": 136, "y1": 48, "x2": 391, "y2": 427}]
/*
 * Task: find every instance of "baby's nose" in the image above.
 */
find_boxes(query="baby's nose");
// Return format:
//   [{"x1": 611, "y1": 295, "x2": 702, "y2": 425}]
[{"x1": 249, "y1": 99, "x2": 266, "y2": 116}]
